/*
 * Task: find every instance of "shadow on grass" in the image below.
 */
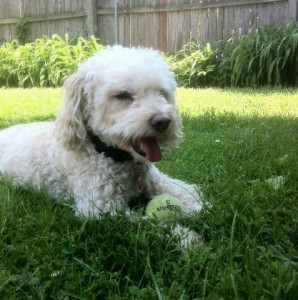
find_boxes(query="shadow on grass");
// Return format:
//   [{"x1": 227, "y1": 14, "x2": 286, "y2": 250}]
[
  {"x1": 160, "y1": 112, "x2": 297, "y2": 185},
  {"x1": 160, "y1": 111, "x2": 298, "y2": 249},
  {"x1": 0, "y1": 111, "x2": 297, "y2": 299}
]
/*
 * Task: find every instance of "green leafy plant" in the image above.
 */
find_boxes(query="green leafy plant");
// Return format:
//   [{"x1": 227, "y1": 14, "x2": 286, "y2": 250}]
[
  {"x1": 169, "y1": 41, "x2": 218, "y2": 88},
  {"x1": 168, "y1": 20, "x2": 298, "y2": 88},
  {"x1": 2, "y1": 20, "x2": 298, "y2": 89},
  {"x1": 219, "y1": 20, "x2": 298, "y2": 87},
  {"x1": 16, "y1": 18, "x2": 30, "y2": 45},
  {"x1": 0, "y1": 34, "x2": 102, "y2": 88}
]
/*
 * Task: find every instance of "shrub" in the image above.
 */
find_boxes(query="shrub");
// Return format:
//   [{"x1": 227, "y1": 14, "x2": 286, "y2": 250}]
[
  {"x1": 1, "y1": 20, "x2": 298, "y2": 88},
  {"x1": 169, "y1": 42, "x2": 218, "y2": 88},
  {"x1": 16, "y1": 18, "x2": 30, "y2": 45},
  {"x1": 219, "y1": 20, "x2": 298, "y2": 87},
  {"x1": 170, "y1": 20, "x2": 298, "y2": 88},
  {"x1": 0, "y1": 34, "x2": 102, "y2": 88}
]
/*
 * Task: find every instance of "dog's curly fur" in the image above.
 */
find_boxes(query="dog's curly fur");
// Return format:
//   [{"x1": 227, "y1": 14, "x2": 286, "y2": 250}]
[{"x1": 0, "y1": 46, "x2": 202, "y2": 222}]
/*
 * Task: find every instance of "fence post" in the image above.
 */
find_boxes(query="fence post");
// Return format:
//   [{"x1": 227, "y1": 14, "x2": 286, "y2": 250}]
[
  {"x1": 288, "y1": 0, "x2": 298, "y2": 21},
  {"x1": 85, "y1": 0, "x2": 97, "y2": 36}
]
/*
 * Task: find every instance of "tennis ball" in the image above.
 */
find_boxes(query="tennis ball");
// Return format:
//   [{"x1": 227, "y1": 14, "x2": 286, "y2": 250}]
[{"x1": 145, "y1": 194, "x2": 183, "y2": 221}]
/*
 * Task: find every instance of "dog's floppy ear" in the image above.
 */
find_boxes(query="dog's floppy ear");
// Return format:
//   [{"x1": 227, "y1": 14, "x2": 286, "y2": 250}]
[{"x1": 54, "y1": 72, "x2": 87, "y2": 151}]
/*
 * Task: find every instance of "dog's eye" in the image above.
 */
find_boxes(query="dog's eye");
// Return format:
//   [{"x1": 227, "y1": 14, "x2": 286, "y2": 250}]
[
  {"x1": 116, "y1": 91, "x2": 133, "y2": 101},
  {"x1": 159, "y1": 89, "x2": 169, "y2": 99}
]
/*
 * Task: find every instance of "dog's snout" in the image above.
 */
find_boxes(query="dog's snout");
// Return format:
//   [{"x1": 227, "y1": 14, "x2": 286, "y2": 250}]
[{"x1": 150, "y1": 114, "x2": 171, "y2": 133}]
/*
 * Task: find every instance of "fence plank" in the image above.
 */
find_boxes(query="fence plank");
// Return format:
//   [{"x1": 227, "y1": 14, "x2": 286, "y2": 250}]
[
  {"x1": 97, "y1": 0, "x2": 115, "y2": 45},
  {"x1": 208, "y1": 7, "x2": 218, "y2": 43},
  {"x1": 190, "y1": 2, "x2": 199, "y2": 43},
  {"x1": 199, "y1": 7, "x2": 209, "y2": 46},
  {"x1": 117, "y1": 0, "x2": 130, "y2": 47},
  {"x1": 288, "y1": 0, "x2": 298, "y2": 20},
  {"x1": 274, "y1": 1, "x2": 287, "y2": 26},
  {"x1": 159, "y1": 0, "x2": 168, "y2": 52},
  {"x1": 85, "y1": 0, "x2": 97, "y2": 36}
]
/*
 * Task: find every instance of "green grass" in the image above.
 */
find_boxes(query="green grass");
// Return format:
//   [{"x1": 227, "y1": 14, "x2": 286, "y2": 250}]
[
  {"x1": 0, "y1": 88, "x2": 60, "y2": 127},
  {"x1": 0, "y1": 87, "x2": 297, "y2": 299}
]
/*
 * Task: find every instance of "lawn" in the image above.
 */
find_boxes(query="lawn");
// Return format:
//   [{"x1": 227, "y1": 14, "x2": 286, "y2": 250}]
[{"x1": 0, "y1": 87, "x2": 297, "y2": 299}]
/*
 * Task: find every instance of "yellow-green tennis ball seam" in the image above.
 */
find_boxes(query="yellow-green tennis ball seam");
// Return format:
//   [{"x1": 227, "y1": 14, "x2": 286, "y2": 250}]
[{"x1": 145, "y1": 194, "x2": 183, "y2": 221}]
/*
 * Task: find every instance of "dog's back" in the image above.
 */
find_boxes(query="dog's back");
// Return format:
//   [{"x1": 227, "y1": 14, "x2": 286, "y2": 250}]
[{"x1": 0, "y1": 122, "x2": 54, "y2": 183}]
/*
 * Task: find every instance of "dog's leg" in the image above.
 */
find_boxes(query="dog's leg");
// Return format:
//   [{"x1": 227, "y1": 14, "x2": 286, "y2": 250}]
[
  {"x1": 148, "y1": 165, "x2": 203, "y2": 213},
  {"x1": 147, "y1": 165, "x2": 204, "y2": 248},
  {"x1": 71, "y1": 179, "x2": 130, "y2": 218}
]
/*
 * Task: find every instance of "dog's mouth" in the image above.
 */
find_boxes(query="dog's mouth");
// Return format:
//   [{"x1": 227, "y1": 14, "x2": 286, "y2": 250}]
[{"x1": 132, "y1": 137, "x2": 162, "y2": 162}]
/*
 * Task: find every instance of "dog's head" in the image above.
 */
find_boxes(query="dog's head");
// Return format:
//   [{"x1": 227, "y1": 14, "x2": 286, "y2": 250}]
[{"x1": 54, "y1": 46, "x2": 183, "y2": 162}]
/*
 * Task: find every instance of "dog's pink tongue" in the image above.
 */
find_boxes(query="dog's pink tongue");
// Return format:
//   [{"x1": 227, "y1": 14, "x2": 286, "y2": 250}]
[{"x1": 141, "y1": 138, "x2": 162, "y2": 162}]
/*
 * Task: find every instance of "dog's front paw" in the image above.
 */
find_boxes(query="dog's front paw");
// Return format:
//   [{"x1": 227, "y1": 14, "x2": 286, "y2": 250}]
[{"x1": 172, "y1": 224, "x2": 203, "y2": 248}]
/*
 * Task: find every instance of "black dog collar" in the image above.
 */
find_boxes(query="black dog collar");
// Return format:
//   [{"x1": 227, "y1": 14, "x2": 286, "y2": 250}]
[{"x1": 87, "y1": 130, "x2": 133, "y2": 163}]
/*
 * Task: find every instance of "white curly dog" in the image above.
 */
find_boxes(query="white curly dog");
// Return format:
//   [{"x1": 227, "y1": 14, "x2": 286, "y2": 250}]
[{"x1": 0, "y1": 46, "x2": 202, "y2": 243}]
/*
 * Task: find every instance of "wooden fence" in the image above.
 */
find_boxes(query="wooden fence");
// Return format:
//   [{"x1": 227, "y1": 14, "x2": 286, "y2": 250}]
[{"x1": 0, "y1": 0, "x2": 298, "y2": 52}]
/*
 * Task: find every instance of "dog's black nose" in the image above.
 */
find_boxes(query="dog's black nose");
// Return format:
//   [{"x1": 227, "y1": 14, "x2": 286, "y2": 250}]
[{"x1": 150, "y1": 114, "x2": 171, "y2": 133}]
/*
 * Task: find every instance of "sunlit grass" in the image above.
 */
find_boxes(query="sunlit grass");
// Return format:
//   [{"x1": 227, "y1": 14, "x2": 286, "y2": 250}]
[
  {"x1": 0, "y1": 88, "x2": 60, "y2": 127},
  {"x1": 1, "y1": 87, "x2": 297, "y2": 122},
  {"x1": 176, "y1": 87, "x2": 298, "y2": 117}
]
